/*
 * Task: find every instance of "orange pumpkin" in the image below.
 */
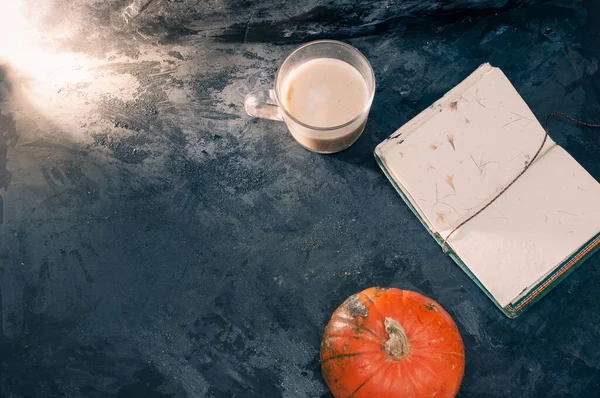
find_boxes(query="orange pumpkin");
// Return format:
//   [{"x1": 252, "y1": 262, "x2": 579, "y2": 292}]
[{"x1": 321, "y1": 287, "x2": 465, "y2": 398}]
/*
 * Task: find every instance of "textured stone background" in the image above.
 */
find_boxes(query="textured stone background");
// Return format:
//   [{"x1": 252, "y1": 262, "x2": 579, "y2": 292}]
[{"x1": 1, "y1": 0, "x2": 600, "y2": 396}]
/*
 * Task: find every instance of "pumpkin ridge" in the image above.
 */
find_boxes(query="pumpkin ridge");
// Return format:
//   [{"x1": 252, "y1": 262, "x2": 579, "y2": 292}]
[
  {"x1": 362, "y1": 291, "x2": 378, "y2": 306},
  {"x1": 324, "y1": 330, "x2": 383, "y2": 344},
  {"x1": 327, "y1": 316, "x2": 354, "y2": 329},
  {"x1": 361, "y1": 291, "x2": 387, "y2": 320},
  {"x1": 358, "y1": 324, "x2": 385, "y2": 342},
  {"x1": 401, "y1": 290, "x2": 408, "y2": 319},
  {"x1": 408, "y1": 302, "x2": 424, "y2": 325},
  {"x1": 398, "y1": 361, "x2": 414, "y2": 398},
  {"x1": 348, "y1": 374, "x2": 373, "y2": 397},
  {"x1": 409, "y1": 345, "x2": 465, "y2": 356},
  {"x1": 405, "y1": 317, "x2": 437, "y2": 341},
  {"x1": 439, "y1": 352, "x2": 465, "y2": 357},
  {"x1": 399, "y1": 354, "x2": 438, "y2": 380},
  {"x1": 348, "y1": 360, "x2": 392, "y2": 398},
  {"x1": 320, "y1": 351, "x2": 379, "y2": 364},
  {"x1": 330, "y1": 315, "x2": 353, "y2": 323},
  {"x1": 383, "y1": 363, "x2": 397, "y2": 398},
  {"x1": 400, "y1": 360, "x2": 422, "y2": 397},
  {"x1": 329, "y1": 315, "x2": 384, "y2": 343}
]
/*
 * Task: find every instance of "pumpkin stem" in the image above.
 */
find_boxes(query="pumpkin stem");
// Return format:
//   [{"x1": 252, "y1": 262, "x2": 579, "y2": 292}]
[{"x1": 384, "y1": 317, "x2": 411, "y2": 360}]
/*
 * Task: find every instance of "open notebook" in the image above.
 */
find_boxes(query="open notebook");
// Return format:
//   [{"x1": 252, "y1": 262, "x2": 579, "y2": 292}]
[{"x1": 375, "y1": 63, "x2": 600, "y2": 318}]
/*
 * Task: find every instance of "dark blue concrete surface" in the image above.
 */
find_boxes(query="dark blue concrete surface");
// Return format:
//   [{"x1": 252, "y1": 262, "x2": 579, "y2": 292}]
[{"x1": 1, "y1": 0, "x2": 600, "y2": 396}]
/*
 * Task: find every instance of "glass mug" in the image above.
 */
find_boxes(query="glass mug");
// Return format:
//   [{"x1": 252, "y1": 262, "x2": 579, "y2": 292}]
[{"x1": 244, "y1": 40, "x2": 375, "y2": 154}]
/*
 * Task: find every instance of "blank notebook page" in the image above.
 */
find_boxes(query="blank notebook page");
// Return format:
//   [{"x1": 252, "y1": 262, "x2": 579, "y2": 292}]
[{"x1": 443, "y1": 146, "x2": 600, "y2": 307}]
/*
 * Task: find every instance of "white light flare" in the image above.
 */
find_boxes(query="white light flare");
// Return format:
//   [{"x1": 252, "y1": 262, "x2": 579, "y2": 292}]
[
  {"x1": 0, "y1": 0, "x2": 97, "y2": 84},
  {"x1": 0, "y1": 1, "x2": 173, "y2": 141},
  {"x1": 0, "y1": 1, "x2": 100, "y2": 125}
]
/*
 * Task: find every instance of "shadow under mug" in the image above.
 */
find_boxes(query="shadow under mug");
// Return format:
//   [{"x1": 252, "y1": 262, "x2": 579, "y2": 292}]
[{"x1": 244, "y1": 40, "x2": 376, "y2": 154}]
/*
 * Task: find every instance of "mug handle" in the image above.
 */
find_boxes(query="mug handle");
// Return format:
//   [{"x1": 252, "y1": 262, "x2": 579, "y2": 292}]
[{"x1": 244, "y1": 89, "x2": 284, "y2": 121}]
